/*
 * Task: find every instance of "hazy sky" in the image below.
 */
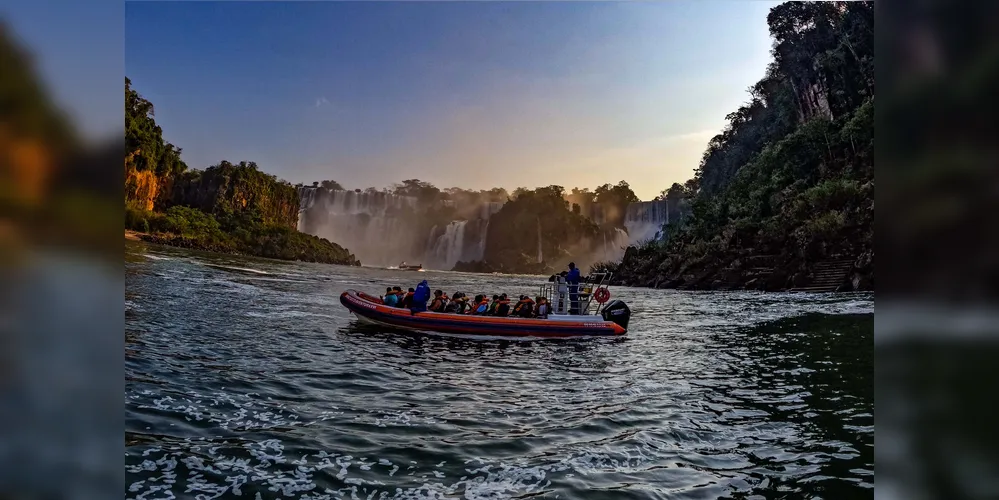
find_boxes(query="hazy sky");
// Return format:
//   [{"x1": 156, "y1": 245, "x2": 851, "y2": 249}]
[{"x1": 125, "y1": 1, "x2": 779, "y2": 200}]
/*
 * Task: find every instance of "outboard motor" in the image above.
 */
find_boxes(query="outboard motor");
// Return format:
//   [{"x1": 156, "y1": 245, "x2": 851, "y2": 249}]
[{"x1": 601, "y1": 300, "x2": 631, "y2": 330}]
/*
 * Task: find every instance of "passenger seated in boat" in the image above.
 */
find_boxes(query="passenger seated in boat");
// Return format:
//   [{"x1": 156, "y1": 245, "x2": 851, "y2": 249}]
[
  {"x1": 472, "y1": 294, "x2": 490, "y2": 315},
  {"x1": 461, "y1": 294, "x2": 475, "y2": 314},
  {"x1": 429, "y1": 290, "x2": 448, "y2": 312},
  {"x1": 535, "y1": 297, "x2": 550, "y2": 318},
  {"x1": 410, "y1": 279, "x2": 430, "y2": 314},
  {"x1": 495, "y1": 294, "x2": 512, "y2": 316},
  {"x1": 443, "y1": 292, "x2": 462, "y2": 313},
  {"x1": 513, "y1": 295, "x2": 535, "y2": 317},
  {"x1": 486, "y1": 294, "x2": 501, "y2": 315},
  {"x1": 382, "y1": 286, "x2": 399, "y2": 307},
  {"x1": 400, "y1": 287, "x2": 415, "y2": 308},
  {"x1": 391, "y1": 286, "x2": 405, "y2": 307}
]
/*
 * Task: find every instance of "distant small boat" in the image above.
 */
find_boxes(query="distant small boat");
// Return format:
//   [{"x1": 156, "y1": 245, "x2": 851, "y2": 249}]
[{"x1": 398, "y1": 262, "x2": 423, "y2": 271}]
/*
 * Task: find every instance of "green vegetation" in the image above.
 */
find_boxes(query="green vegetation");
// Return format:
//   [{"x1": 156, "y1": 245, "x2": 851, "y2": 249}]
[
  {"x1": 125, "y1": 79, "x2": 359, "y2": 265},
  {"x1": 614, "y1": 1, "x2": 874, "y2": 291},
  {"x1": 169, "y1": 160, "x2": 300, "y2": 229},
  {"x1": 125, "y1": 205, "x2": 360, "y2": 264},
  {"x1": 480, "y1": 185, "x2": 607, "y2": 274}
]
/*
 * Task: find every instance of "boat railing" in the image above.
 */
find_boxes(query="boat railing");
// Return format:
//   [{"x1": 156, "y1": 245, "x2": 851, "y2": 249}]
[{"x1": 538, "y1": 271, "x2": 614, "y2": 316}]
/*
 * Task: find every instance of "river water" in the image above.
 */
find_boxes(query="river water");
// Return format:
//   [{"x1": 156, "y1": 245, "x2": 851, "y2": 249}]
[{"x1": 125, "y1": 241, "x2": 873, "y2": 499}]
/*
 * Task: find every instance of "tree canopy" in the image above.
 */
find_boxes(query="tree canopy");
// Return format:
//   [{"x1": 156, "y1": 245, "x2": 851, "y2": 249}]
[
  {"x1": 125, "y1": 77, "x2": 188, "y2": 176},
  {"x1": 615, "y1": 1, "x2": 875, "y2": 291}
]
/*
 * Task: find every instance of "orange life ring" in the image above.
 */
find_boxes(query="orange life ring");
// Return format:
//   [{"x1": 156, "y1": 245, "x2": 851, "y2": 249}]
[{"x1": 594, "y1": 288, "x2": 611, "y2": 304}]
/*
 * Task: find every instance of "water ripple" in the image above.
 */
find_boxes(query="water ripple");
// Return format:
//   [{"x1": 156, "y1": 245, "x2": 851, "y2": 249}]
[{"x1": 126, "y1": 242, "x2": 873, "y2": 499}]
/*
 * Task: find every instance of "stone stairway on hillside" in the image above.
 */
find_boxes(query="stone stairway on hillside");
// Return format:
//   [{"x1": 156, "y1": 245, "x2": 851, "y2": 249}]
[{"x1": 789, "y1": 259, "x2": 855, "y2": 293}]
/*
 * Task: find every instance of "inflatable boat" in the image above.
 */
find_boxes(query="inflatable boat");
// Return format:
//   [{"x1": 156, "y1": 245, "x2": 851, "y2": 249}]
[{"x1": 339, "y1": 272, "x2": 631, "y2": 339}]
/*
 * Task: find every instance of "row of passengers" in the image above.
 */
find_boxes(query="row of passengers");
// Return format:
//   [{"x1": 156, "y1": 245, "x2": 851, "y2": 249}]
[
  {"x1": 381, "y1": 286, "x2": 415, "y2": 308},
  {"x1": 429, "y1": 291, "x2": 551, "y2": 318}
]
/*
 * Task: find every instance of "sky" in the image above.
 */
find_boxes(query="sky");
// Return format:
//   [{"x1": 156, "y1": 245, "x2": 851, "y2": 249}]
[{"x1": 124, "y1": 1, "x2": 780, "y2": 201}]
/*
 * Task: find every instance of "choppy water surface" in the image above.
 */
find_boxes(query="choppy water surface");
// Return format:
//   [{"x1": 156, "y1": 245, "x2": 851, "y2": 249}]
[{"x1": 125, "y1": 241, "x2": 873, "y2": 499}]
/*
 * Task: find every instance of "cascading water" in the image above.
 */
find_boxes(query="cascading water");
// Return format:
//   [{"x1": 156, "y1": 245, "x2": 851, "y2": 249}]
[
  {"x1": 623, "y1": 200, "x2": 670, "y2": 244},
  {"x1": 423, "y1": 201, "x2": 504, "y2": 270},
  {"x1": 297, "y1": 187, "x2": 422, "y2": 266},
  {"x1": 592, "y1": 227, "x2": 630, "y2": 263},
  {"x1": 432, "y1": 221, "x2": 467, "y2": 269},
  {"x1": 536, "y1": 218, "x2": 543, "y2": 263}
]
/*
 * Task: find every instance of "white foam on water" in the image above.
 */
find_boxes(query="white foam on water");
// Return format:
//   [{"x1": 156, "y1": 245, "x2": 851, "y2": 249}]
[
  {"x1": 202, "y1": 263, "x2": 271, "y2": 275},
  {"x1": 127, "y1": 439, "x2": 679, "y2": 500}
]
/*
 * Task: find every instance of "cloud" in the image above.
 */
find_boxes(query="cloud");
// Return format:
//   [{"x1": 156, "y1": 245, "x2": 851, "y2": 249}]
[{"x1": 314, "y1": 96, "x2": 330, "y2": 108}]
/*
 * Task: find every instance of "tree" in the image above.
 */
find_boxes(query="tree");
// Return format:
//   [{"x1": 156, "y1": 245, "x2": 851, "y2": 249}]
[
  {"x1": 594, "y1": 180, "x2": 639, "y2": 225},
  {"x1": 125, "y1": 77, "x2": 187, "y2": 176},
  {"x1": 392, "y1": 179, "x2": 441, "y2": 204},
  {"x1": 320, "y1": 179, "x2": 344, "y2": 190},
  {"x1": 656, "y1": 182, "x2": 691, "y2": 201}
]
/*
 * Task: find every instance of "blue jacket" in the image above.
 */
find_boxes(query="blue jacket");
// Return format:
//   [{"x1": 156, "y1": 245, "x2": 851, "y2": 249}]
[
  {"x1": 566, "y1": 268, "x2": 581, "y2": 285},
  {"x1": 383, "y1": 293, "x2": 399, "y2": 307},
  {"x1": 410, "y1": 280, "x2": 430, "y2": 312}
]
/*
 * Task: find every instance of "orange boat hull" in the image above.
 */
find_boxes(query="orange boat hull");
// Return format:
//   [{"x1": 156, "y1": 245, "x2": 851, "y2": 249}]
[{"x1": 340, "y1": 289, "x2": 626, "y2": 338}]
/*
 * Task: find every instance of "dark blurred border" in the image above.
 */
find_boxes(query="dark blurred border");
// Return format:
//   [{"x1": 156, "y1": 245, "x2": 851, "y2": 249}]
[
  {"x1": 878, "y1": 0, "x2": 999, "y2": 498},
  {"x1": 0, "y1": 0, "x2": 123, "y2": 497}
]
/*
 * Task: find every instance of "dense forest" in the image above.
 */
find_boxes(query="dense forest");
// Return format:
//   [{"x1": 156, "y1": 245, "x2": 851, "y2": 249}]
[
  {"x1": 612, "y1": 1, "x2": 874, "y2": 292},
  {"x1": 124, "y1": 78, "x2": 360, "y2": 265}
]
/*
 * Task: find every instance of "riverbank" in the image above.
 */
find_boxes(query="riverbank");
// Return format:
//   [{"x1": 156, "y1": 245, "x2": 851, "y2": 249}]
[
  {"x1": 125, "y1": 206, "x2": 361, "y2": 266},
  {"x1": 611, "y1": 246, "x2": 873, "y2": 292}
]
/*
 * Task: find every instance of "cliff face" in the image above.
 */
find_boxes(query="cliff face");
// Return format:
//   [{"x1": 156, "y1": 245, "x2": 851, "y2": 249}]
[
  {"x1": 169, "y1": 161, "x2": 300, "y2": 229},
  {"x1": 125, "y1": 158, "x2": 301, "y2": 230},
  {"x1": 124, "y1": 150, "x2": 160, "y2": 211}
]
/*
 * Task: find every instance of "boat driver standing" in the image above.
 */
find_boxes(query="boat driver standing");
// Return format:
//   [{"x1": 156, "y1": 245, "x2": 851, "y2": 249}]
[{"x1": 566, "y1": 262, "x2": 581, "y2": 314}]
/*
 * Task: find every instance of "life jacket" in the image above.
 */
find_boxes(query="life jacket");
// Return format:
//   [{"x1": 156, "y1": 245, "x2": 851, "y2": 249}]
[
  {"x1": 495, "y1": 299, "x2": 511, "y2": 316},
  {"x1": 443, "y1": 299, "x2": 459, "y2": 313},
  {"x1": 474, "y1": 300, "x2": 490, "y2": 314},
  {"x1": 383, "y1": 293, "x2": 398, "y2": 307},
  {"x1": 486, "y1": 300, "x2": 500, "y2": 315},
  {"x1": 430, "y1": 295, "x2": 448, "y2": 312},
  {"x1": 401, "y1": 292, "x2": 414, "y2": 308},
  {"x1": 517, "y1": 298, "x2": 535, "y2": 317}
]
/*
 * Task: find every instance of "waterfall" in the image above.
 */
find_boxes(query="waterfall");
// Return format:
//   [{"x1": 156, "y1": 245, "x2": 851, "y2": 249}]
[
  {"x1": 593, "y1": 228, "x2": 630, "y2": 262},
  {"x1": 297, "y1": 187, "x2": 422, "y2": 266},
  {"x1": 623, "y1": 199, "x2": 671, "y2": 245},
  {"x1": 424, "y1": 218, "x2": 492, "y2": 270},
  {"x1": 429, "y1": 220, "x2": 468, "y2": 269},
  {"x1": 422, "y1": 200, "x2": 503, "y2": 270},
  {"x1": 536, "y1": 218, "x2": 543, "y2": 263}
]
